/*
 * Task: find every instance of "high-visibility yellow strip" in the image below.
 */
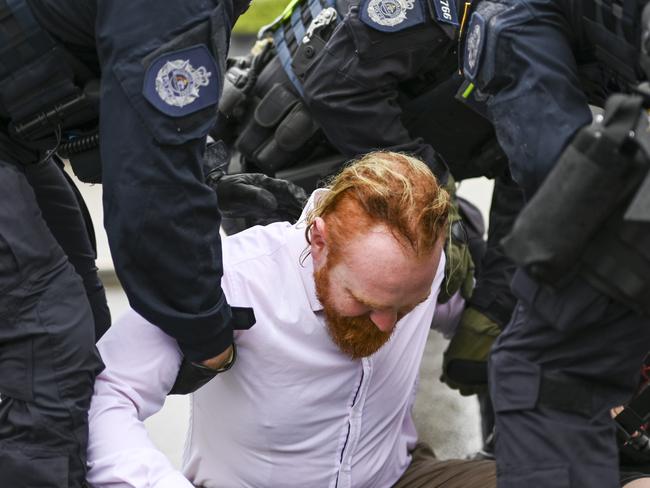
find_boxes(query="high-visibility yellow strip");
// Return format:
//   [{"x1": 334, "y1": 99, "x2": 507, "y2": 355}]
[
  {"x1": 462, "y1": 82, "x2": 475, "y2": 99},
  {"x1": 279, "y1": 0, "x2": 301, "y2": 22},
  {"x1": 258, "y1": 0, "x2": 302, "y2": 35}
]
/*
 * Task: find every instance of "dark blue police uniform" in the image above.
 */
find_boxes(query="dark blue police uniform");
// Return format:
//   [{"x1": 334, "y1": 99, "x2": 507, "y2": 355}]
[
  {"x1": 462, "y1": 1, "x2": 650, "y2": 486},
  {"x1": 0, "y1": 0, "x2": 249, "y2": 484}
]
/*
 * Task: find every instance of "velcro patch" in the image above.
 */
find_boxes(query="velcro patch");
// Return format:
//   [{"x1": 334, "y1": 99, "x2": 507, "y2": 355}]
[
  {"x1": 463, "y1": 12, "x2": 485, "y2": 81},
  {"x1": 359, "y1": 0, "x2": 428, "y2": 33},
  {"x1": 431, "y1": 0, "x2": 458, "y2": 26},
  {"x1": 143, "y1": 44, "x2": 220, "y2": 118}
]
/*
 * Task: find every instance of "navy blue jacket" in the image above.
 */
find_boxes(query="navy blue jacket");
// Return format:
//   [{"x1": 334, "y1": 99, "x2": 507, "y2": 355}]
[{"x1": 27, "y1": 0, "x2": 247, "y2": 361}]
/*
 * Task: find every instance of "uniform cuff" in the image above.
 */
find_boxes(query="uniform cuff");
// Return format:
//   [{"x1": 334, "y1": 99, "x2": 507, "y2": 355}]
[{"x1": 177, "y1": 323, "x2": 234, "y2": 363}]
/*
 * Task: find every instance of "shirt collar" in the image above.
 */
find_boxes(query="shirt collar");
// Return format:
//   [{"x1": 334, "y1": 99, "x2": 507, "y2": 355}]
[{"x1": 287, "y1": 189, "x2": 329, "y2": 313}]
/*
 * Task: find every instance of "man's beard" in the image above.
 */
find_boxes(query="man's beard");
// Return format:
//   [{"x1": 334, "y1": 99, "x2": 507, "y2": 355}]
[{"x1": 314, "y1": 265, "x2": 393, "y2": 359}]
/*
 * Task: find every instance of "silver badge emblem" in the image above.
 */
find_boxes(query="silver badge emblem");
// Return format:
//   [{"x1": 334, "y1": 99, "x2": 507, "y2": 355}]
[
  {"x1": 466, "y1": 21, "x2": 482, "y2": 72},
  {"x1": 155, "y1": 59, "x2": 212, "y2": 108},
  {"x1": 367, "y1": 0, "x2": 415, "y2": 27}
]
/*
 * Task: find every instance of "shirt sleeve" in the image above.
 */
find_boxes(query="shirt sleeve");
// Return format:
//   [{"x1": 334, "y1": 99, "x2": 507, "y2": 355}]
[
  {"x1": 301, "y1": 8, "x2": 450, "y2": 177},
  {"x1": 96, "y1": 0, "x2": 236, "y2": 361},
  {"x1": 86, "y1": 309, "x2": 194, "y2": 488}
]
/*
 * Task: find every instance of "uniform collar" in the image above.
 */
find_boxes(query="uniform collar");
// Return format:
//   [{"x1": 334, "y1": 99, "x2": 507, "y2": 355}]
[{"x1": 288, "y1": 189, "x2": 329, "y2": 313}]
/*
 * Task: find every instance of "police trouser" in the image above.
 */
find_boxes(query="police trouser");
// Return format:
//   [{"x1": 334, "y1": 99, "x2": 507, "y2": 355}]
[
  {"x1": 0, "y1": 158, "x2": 104, "y2": 487},
  {"x1": 468, "y1": 169, "x2": 521, "y2": 327},
  {"x1": 490, "y1": 270, "x2": 650, "y2": 488}
]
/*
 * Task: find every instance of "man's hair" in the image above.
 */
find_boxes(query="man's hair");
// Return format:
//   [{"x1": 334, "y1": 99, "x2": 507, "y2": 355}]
[{"x1": 306, "y1": 151, "x2": 450, "y2": 260}]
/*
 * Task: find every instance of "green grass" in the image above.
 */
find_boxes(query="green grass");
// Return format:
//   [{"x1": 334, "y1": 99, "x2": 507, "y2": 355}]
[{"x1": 234, "y1": 0, "x2": 287, "y2": 34}]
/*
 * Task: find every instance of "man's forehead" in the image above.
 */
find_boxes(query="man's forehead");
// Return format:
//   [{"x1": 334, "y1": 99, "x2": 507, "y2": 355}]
[
  {"x1": 337, "y1": 236, "x2": 440, "y2": 304},
  {"x1": 340, "y1": 225, "x2": 439, "y2": 267}
]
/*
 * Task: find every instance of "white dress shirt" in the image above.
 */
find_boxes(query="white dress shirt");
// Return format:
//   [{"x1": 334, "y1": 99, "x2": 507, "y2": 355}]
[{"x1": 87, "y1": 190, "x2": 453, "y2": 488}]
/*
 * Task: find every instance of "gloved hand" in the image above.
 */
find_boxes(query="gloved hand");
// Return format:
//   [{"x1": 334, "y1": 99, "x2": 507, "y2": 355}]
[
  {"x1": 440, "y1": 307, "x2": 501, "y2": 396},
  {"x1": 438, "y1": 178, "x2": 475, "y2": 303},
  {"x1": 211, "y1": 172, "x2": 308, "y2": 222},
  {"x1": 169, "y1": 345, "x2": 236, "y2": 395}
]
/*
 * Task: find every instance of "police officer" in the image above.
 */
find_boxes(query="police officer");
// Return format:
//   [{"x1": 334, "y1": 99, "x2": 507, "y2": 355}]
[
  {"x1": 460, "y1": 1, "x2": 650, "y2": 486},
  {"x1": 216, "y1": 0, "x2": 525, "y2": 396},
  {"x1": 0, "y1": 0, "x2": 306, "y2": 486}
]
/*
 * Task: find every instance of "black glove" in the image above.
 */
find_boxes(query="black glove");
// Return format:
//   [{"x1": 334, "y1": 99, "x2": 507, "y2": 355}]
[
  {"x1": 210, "y1": 172, "x2": 307, "y2": 222},
  {"x1": 202, "y1": 141, "x2": 307, "y2": 222},
  {"x1": 440, "y1": 307, "x2": 500, "y2": 396}
]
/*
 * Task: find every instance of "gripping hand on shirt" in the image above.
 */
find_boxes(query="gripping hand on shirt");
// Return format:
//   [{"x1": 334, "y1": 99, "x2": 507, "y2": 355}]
[
  {"x1": 213, "y1": 173, "x2": 307, "y2": 223},
  {"x1": 203, "y1": 141, "x2": 307, "y2": 222},
  {"x1": 440, "y1": 307, "x2": 501, "y2": 396}
]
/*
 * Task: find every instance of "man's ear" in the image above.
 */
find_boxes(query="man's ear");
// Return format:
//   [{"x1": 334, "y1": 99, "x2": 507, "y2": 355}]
[{"x1": 310, "y1": 217, "x2": 328, "y2": 268}]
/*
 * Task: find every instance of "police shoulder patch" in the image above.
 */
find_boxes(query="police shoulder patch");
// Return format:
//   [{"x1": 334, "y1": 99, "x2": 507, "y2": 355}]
[
  {"x1": 359, "y1": 0, "x2": 427, "y2": 32},
  {"x1": 143, "y1": 44, "x2": 220, "y2": 118},
  {"x1": 431, "y1": 0, "x2": 459, "y2": 26},
  {"x1": 463, "y1": 12, "x2": 485, "y2": 81}
]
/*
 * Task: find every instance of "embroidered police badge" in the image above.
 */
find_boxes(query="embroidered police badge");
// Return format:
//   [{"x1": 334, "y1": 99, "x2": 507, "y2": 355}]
[
  {"x1": 360, "y1": 0, "x2": 427, "y2": 32},
  {"x1": 143, "y1": 45, "x2": 220, "y2": 117},
  {"x1": 156, "y1": 59, "x2": 210, "y2": 107},
  {"x1": 368, "y1": 0, "x2": 414, "y2": 27},
  {"x1": 463, "y1": 12, "x2": 485, "y2": 80}
]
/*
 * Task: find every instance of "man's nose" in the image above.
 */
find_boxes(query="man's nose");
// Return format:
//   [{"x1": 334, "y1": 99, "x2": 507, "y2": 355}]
[{"x1": 369, "y1": 310, "x2": 398, "y2": 333}]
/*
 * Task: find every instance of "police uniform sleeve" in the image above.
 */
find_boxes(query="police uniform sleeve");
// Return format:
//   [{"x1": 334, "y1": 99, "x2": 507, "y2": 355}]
[
  {"x1": 461, "y1": 0, "x2": 592, "y2": 196},
  {"x1": 96, "y1": 0, "x2": 235, "y2": 362},
  {"x1": 301, "y1": 2, "x2": 451, "y2": 176}
]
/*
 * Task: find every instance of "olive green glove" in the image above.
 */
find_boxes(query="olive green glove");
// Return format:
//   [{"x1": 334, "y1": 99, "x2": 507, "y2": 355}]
[
  {"x1": 438, "y1": 179, "x2": 475, "y2": 304},
  {"x1": 440, "y1": 307, "x2": 501, "y2": 396}
]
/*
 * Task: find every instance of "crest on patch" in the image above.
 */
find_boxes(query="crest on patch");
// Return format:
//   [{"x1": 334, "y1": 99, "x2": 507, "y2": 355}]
[
  {"x1": 367, "y1": 0, "x2": 415, "y2": 27},
  {"x1": 156, "y1": 59, "x2": 211, "y2": 108},
  {"x1": 143, "y1": 45, "x2": 220, "y2": 117},
  {"x1": 360, "y1": 0, "x2": 426, "y2": 32},
  {"x1": 463, "y1": 13, "x2": 485, "y2": 80}
]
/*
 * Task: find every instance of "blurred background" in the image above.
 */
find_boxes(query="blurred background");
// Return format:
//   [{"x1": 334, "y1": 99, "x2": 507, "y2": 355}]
[{"x1": 74, "y1": 1, "x2": 497, "y2": 469}]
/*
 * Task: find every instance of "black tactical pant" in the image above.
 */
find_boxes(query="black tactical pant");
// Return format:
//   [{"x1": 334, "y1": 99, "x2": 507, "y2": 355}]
[
  {"x1": 0, "y1": 159, "x2": 104, "y2": 487},
  {"x1": 490, "y1": 270, "x2": 650, "y2": 488}
]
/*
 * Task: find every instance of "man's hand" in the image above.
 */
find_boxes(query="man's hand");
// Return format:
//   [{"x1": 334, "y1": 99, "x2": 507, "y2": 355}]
[
  {"x1": 440, "y1": 307, "x2": 501, "y2": 396},
  {"x1": 201, "y1": 345, "x2": 235, "y2": 370},
  {"x1": 212, "y1": 173, "x2": 307, "y2": 222},
  {"x1": 438, "y1": 179, "x2": 475, "y2": 303}
]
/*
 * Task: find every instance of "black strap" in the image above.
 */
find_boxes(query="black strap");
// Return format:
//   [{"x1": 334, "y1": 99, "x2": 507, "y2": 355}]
[{"x1": 231, "y1": 306, "x2": 256, "y2": 330}]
